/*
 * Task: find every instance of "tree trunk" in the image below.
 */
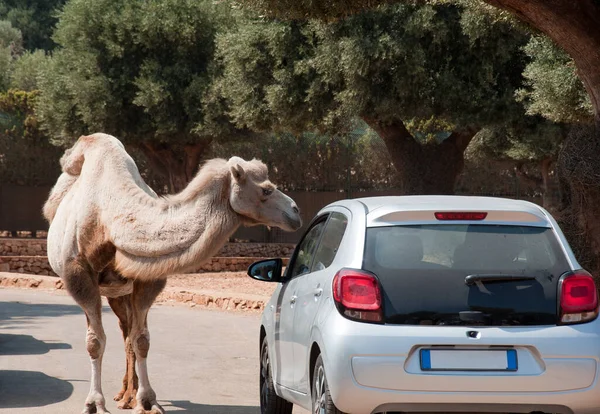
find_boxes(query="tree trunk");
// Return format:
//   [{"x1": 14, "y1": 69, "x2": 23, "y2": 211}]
[
  {"x1": 137, "y1": 140, "x2": 212, "y2": 194},
  {"x1": 364, "y1": 118, "x2": 476, "y2": 195},
  {"x1": 484, "y1": 0, "x2": 600, "y2": 120}
]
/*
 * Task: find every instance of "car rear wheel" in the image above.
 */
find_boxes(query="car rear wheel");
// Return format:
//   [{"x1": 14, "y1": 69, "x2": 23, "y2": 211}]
[
  {"x1": 260, "y1": 339, "x2": 293, "y2": 414},
  {"x1": 312, "y1": 355, "x2": 347, "y2": 414}
]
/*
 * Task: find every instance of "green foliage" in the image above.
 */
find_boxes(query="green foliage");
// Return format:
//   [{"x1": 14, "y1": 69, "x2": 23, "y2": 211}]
[
  {"x1": 467, "y1": 116, "x2": 565, "y2": 163},
  {"x1": 0, "y1": 20, "x2": 22, "y2": 91},
  {"x1": 0, "y1": 89, "x2": 62, "y2": 185},
  {"x1": 9, "y1": 49, "x2": 46, "y2": 91},
  {"x1": 211, "y1": 3, "x2": 529, "y2": 137},
  {"x1": 208, "y1": 122, "x2": 398, "y2": 191},
  {"x1": 36, "y1": 0, "x2": 237, "y2": 148},
  {"x1": 0, "y1": 0, "x2": 67, "y2": 50},
  {"x1": 516, "y1": 36, "x2": 593, "y2": 124},
  {"x1": 0, "y1": 18, "x2": 20, "y2": 48},
  {"x1": 235, "y1": 0, "x2": 394, "y2": 21},
  {"x1": 235, "y1": 0, "x2": 523, "y2": 24}
]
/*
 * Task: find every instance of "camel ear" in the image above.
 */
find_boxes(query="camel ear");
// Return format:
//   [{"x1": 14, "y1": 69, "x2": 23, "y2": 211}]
[{"x1": 230, "y1": 163, "x2": 246, "y2": 183}]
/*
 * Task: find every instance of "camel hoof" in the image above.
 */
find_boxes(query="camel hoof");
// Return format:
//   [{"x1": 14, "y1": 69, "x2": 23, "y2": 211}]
[
  {"x1": 82, "y1": 402, "x2": 111, "y2": 414},
  {"x1": 133, "y1": 401, "x2": 165, "y2": 414},
  {"x1": 115, "y1": 390, "x2": 137, "y2": 409},
  {"x1": 117, "y1": 396, "x2": 136, "y2": 410}
]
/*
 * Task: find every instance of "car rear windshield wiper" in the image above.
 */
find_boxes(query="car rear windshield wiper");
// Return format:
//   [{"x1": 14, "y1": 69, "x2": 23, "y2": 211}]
[{"x1": 465, "y1": 274, "x2": 537, "y2": 286}]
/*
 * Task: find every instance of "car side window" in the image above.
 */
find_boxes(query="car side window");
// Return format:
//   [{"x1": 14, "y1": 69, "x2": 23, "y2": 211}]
[
  {"x1": 310, "y1": 212, "x2": 348, "y2": 272},
  {"x1": 289, "y1": 218, "x2": 328, "y2": 278}
]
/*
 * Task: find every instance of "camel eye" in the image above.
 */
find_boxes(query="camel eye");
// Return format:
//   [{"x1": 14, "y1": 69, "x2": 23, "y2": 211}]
[{"x1": 262, "y1": 187, "x2": 273, "y2": 197}]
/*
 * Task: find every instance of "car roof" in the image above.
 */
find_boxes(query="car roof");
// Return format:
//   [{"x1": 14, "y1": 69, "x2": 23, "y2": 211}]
[{"x1": 323, "y1": 195, "x2": 552, "y2": 227}]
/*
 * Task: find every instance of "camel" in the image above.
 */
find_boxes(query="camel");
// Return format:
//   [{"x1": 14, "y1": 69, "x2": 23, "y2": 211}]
[{"x1": 43, "y1": 133, "x2": 302, "y2": 414}]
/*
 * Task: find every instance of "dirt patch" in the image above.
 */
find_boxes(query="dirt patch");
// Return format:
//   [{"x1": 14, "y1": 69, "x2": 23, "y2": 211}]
[
  {"x1": 0, "y1": 271, "x2": 279, "y2": 313},
  {"x1": 166, "y1": 272, "x2": 277, "y2": 298}
]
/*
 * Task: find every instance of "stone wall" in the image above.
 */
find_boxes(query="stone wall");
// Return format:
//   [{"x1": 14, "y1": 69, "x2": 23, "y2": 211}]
[
  {"x1": 0, "y1": 238, "x2": 294, "y2": 276},
  {"x1": 0, "y1": 256, "x2": 54, "y2": 275},
  {"x1": 0, "y1": 239, "x2": 46, "y2": 256},
  {"x1": 217, "y1": 242, "x2": 295, "y2": 258},
  {"x1": 0, "y1": 238, "x2": 294, "y2": 258},
  {"x1": 0, "y1": 255, "x2": 289, "y2": 276}
]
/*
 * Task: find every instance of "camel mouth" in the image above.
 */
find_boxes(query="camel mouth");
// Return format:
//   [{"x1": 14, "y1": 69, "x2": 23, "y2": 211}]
[{"x1": 283, "y1": 212, "x2": 302, "y2": 231}]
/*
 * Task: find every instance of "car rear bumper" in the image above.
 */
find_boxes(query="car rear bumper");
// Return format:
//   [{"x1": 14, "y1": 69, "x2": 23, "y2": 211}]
[
  {"x1": 334, "y1": 388, "x2": 600, "y2": 414},
  {"x1": 320, "y1": 311, "x2": 600, "y2": 414}
]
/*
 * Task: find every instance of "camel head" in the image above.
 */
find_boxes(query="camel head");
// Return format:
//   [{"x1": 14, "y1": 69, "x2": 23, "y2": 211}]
[{"x1": 227, "y1": 157, "x2": 302, "y2": 232}]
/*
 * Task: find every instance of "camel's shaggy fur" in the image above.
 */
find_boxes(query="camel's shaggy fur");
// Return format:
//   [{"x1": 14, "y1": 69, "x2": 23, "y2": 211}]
[{"x1": 44, "y1": 133, "x2": 301, "y2": 414}]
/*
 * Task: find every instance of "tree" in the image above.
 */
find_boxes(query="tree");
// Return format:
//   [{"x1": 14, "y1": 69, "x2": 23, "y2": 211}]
[
  {"x1": 36, "y1": 0, "x2": 244, "y2": 192},
  {"x1": 0, "y1": 20, "x2": 22, "y2": 91},
  {"x1": 235, "y1": 0, "x2": 600, "y2": 272},
  {"x1": 236, "y1": 0, "x2": 600, "y2": 123},
  {"x1": 9, "y1": 49, "x2": 46, "y2": 91},
  {"x1": 0, "y1": 0, "x2": 67, "y2": 51},
  {"x1": 210, "y1": 3, "x2": 529, "y2": 194}
]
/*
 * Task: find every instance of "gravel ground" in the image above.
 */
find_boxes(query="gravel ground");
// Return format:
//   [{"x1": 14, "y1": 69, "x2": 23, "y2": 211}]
[{"x1": 166, "y1": 271, "x2": 277, "y2": 298}]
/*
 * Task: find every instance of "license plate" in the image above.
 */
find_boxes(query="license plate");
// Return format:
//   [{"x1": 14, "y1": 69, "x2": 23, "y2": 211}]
[{"x1": 420, "y1": 349, "x2": 518, "y2": 372}]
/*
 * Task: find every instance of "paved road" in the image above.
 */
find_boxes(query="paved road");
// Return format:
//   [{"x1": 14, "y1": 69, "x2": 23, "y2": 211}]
[{"x1": 0, "y1": 289, "x2": 308, "y2": 414}]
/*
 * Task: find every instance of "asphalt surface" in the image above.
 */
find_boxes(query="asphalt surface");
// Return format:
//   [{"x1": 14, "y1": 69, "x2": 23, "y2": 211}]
[{"x1": 0, "y1": 288, "x2": 308, "y2": 414}]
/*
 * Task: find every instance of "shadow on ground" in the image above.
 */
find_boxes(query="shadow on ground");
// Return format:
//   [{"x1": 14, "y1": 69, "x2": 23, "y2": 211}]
[
  {"x1": 0, "y1": 300, "x2": 82, "y2": 330},
  {"x1": 0, "y1": 333, "x2": 71, "y2": 355},
  {"x1": 165, "y1": 400, "x2": 260, "y2": 413},
  {"x1": 0, "y1": 370, "x2": 74, "y2": 409},
  {"x1": 0, "y1": 298, "x2": 113, "y2": 330}
]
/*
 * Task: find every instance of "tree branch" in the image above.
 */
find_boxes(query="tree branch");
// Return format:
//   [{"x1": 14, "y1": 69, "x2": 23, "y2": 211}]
[{"x1": 443, "y1": 128, "x2": 479, "y2": 153}]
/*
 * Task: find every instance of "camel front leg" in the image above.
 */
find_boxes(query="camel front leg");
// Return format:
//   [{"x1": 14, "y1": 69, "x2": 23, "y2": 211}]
[
  {"x1": 130, "y1": 279, "x2": 167, "y2": 414},
  {"x1": 108, "y1": 295, "x2": 138, "y2": 410},
  {"x1": 63, "y1": 258, "x2": 111, "y2": 414}
]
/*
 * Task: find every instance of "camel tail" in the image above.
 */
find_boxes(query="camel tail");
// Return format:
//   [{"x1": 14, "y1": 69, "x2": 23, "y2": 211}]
[{"x1": 43, "y1": 136, "x2": 91, "y2": 223}]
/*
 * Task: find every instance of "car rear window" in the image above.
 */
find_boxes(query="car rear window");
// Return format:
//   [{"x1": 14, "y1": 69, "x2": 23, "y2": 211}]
[{"x1": 363, "y1": 224, "x2": 571, "y2": 326}]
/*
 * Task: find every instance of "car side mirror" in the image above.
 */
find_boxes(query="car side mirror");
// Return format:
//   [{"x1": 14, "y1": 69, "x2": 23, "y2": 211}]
[{"x1": 247, "y1": 258, "x2": 283, "y2": 283}]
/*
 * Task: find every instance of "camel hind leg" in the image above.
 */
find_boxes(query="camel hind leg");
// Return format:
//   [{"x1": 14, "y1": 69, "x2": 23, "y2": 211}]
[
  {"x1": 108, "y1": 295, "x2": 138, "y2": 410},
  {"x1": 62, "y1": 256, "x2": 110, "y2": 414},
  {"x1": 129, "y1": 278, "x2": 167, "y2": 414}
]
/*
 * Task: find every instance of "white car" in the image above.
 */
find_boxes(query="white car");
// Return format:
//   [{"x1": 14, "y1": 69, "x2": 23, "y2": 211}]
[{"x1": 248, "y1": 196, "x2": 600, "y2": 414}]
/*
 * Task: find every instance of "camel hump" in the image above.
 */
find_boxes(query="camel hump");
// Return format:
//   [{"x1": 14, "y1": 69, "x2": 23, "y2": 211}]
[
  {"x1": 45, "y1": 134, "x2": 114, "y2": 223},
  {"x1": 60, "y1": 133, "x2": 120, "y2": 175},
  {"x1": 59, "y1": 135, "x2": 89, "y2": 175}
]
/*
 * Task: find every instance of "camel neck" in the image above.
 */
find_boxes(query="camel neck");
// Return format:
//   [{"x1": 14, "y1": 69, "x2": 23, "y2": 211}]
[{"x1": 111, "y1": 162, "x2": 243, "y2": 279}]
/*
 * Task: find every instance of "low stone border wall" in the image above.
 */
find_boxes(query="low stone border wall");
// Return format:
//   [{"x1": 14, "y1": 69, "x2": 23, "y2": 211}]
[
  {"x1": 0, "y1": 255, "x2": 289, "y2": 276},
  {"x1": 0, "y1": 238, "x2": 295, "y2": 258},
  {"x1": 0, "y1": 256, "x2": 54, "y2": 275},
  {"x1": 0, "y1": 239, "x2": 46, "y2": 256},
  {"x1": 0, "y1": 273, "x2": 65, "y2": 290},
  {"x1": 157, "y1": 290, "x2": 267, "y2": 311}
]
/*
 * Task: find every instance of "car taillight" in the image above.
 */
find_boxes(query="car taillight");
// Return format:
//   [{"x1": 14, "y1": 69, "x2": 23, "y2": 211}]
[
  {"x1": 559, "y1": 271, "x2": 599, "y2": 325},
  {"x1": 333, "y1": 269, "x2": 383, "y2": 323},
  {"x1": 434, "y1": 212, "x2": 487, "y2": 221}
]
